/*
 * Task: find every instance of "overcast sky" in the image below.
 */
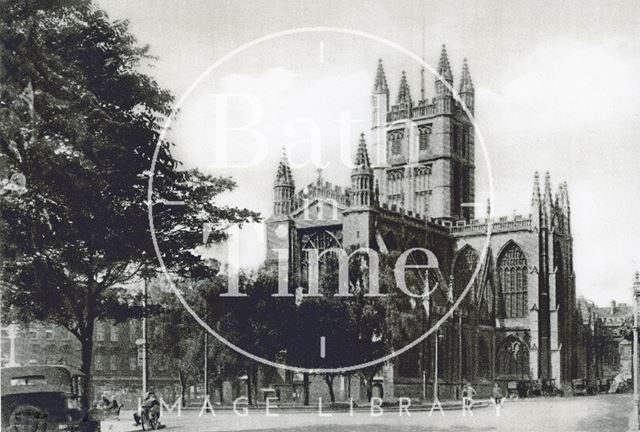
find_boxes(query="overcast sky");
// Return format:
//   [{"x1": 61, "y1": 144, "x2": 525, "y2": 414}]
[{"x1": 98, "y1": 0, "x2": 640, "y2": 306}]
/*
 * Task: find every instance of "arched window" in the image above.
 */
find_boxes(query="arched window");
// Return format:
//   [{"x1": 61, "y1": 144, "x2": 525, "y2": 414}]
[
  {"x1": 497, "y1": 243, "x2": 528, "y2": 318},
  {"x1": 300, "y1": 230, "x2": 341, "y2": 281},
  {"x1": 453, "y1": 246, "x2": 479, "y2": 306},
  {"x1": 496, "y1": 337, "x2": 529, "y2": 378}
]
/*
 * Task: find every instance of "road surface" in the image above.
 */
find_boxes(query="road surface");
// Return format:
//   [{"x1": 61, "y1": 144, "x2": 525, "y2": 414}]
[{"x1": 105, "y1": 393, "x2": 632, "y2": 432}]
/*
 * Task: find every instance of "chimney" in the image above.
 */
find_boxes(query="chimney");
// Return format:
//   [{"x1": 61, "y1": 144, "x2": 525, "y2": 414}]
[{"x1": 610, "y1": 300, "x2": 616, "y2": 314}]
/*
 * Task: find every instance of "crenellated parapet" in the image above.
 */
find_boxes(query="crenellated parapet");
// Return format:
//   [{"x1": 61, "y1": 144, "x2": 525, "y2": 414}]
[{"x1": 449, "y1": 214, "x2": 533, "y2": 236}]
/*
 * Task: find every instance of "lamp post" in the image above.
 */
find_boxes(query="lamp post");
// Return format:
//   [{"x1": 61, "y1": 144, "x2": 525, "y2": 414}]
[
  {"x1": 633, "y1": 272, "x2": 640, "y2": 407},
  {"x1": 434, "y1": 330, "x2": 444, "y2": 402}
]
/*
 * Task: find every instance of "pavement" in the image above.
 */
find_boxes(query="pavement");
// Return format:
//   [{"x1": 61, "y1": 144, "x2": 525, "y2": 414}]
[{"x1": 101, "y1": 393, "x2": 633, "y2": 432}]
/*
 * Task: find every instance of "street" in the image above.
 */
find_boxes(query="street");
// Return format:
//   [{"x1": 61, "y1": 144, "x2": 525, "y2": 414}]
[{"x1": 106, "y1": 393, "x2": 632, "y2": 432}]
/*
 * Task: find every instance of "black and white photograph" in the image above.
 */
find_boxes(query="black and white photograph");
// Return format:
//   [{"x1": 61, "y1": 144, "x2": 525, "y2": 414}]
[{"x1": 1, "y1": 1, "x2": 640, "y2": 431}]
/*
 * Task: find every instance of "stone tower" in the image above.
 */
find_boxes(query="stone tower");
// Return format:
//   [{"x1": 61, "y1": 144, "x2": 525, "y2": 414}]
[{"x1": 371, "y1": 45, "x2": 476, "y2": 221}]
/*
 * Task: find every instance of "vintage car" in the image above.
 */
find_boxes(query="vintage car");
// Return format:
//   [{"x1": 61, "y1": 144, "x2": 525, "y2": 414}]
[
  {"x1": 571, "y1": 378, "x2": 596, "y2": 396},
  {"x1": 1, "y1": 365, "x2": 99, "y2": 432}
]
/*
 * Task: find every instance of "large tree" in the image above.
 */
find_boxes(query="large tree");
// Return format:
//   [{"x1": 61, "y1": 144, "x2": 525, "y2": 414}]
[{"x1": 0, "y1": 0, "x2": 258, "y2": 415}]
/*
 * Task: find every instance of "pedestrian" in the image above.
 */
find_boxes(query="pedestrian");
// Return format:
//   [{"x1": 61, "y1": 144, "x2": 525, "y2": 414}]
[
  {"x1": 491, "y1": 382, "x2": 503, "y2": 405},
  {"x1": 462, "y1": 381, "x2": 477, "y2": 408}
]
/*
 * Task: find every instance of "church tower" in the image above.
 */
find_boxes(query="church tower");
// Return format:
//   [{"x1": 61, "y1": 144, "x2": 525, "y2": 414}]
[{"x1": 372, "y1": 45, "x2": 475, "y2": 221}]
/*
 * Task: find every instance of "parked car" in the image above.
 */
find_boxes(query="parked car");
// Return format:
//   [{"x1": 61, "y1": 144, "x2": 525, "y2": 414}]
[
  {"x1": 571, "y1": 378, "x2": 595, "y2": 396},
  {"x1": 1, "y1": 365, "x2": 99, "y2": 432}
]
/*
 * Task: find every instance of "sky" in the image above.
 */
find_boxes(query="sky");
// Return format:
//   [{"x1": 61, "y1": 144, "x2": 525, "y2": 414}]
[{"x1": 97, "y1": 0, "x2": 640, "y2": 306}]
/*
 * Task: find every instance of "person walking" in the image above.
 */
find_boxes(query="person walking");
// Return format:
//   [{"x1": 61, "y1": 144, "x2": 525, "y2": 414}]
[{"x1": 491, "y1": 382, "x2": 503, "y2": 404}]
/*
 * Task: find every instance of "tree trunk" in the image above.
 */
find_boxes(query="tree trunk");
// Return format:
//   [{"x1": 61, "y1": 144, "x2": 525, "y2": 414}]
[
  {"x1": 324, "y1": 374, "x2": 336, "y2": 403},
  {"x1": 79, "y1": 324, "x2": 95, "y2": 415},
  {"x1": 303, "y1": 373, "x2": 310, "y2": 406},
  {"x1": 178, "y1": 370, "x2": 187, "y2": 407}
]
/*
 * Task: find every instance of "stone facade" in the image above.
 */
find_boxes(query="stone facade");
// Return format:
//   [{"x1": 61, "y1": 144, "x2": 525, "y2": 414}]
[{"x1": 265, "y1": 46, "x2": 582, "y2": 399}]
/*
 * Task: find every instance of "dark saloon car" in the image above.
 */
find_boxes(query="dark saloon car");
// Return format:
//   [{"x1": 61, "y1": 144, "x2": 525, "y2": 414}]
[{"x1": 1, "y1": 365, "x2": 99, "y2": 431}]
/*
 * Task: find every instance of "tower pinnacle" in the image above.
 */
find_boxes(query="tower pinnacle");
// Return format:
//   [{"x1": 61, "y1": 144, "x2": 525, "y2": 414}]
[
  {"x1": 396, "y1": 71, "x2": 412, "y2": 105},
  {"x1": 354, "y1": 132, "x2": 371, "y2": 169},
  {"x1": 373, "y1": 59, "x2": 389, "y2": 94},
  {"x1": 350, "y1": 133, "x2": 374, "y2": 207},
  {"x1": 532, "y1": 171, "x2": 541, "y2": 206},
  {"x1": 459, "y1": 58, "x2": 474, "y2": 93},
  {"x1": 437, "y1": 44, "x2": 453, "y2": 83},
  {"x1": 275, "y1": 148, "x2": 294, "y2": 186}
]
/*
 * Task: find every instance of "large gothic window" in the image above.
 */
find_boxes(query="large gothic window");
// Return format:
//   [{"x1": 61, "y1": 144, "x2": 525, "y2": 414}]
[
  {"x1": 497, "y1": 243, "x2": 528, "y2": 318},
  {"x1": 453, "y1": 246, "x2": 479, "y2": 306},
  {"x1": 300, "y1": 230, "x2": 341, "y2": 280},
  {"x1": 496, "y1": 337, "x2": 530, "y2": 378}
]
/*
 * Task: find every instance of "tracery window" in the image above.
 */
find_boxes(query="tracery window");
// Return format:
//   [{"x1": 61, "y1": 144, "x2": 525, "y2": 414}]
[
  {"x1": 496, "y1": 337, "x2": 529, "y2": 377},
  {"x1": 497, "y1": 243, "x2": 528, "y2": 318},
  {"x1": 388, "y1": 130, "x2": 404, "y2": 155},
  {"x1": 418, "y1": 125, "x2": 431, "y2": 151},
  {"x1": 300, "y1": 230, "x2": 342, "y2": 279}
]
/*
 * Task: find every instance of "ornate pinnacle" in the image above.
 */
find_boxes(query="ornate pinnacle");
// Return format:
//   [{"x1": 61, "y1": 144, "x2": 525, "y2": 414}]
[
  {"x1": 459, "y1": 58, "x2": 474, "y2": 93},
  {"x1": 373, "y1": 59, "x2": 389, "y2": 94},
  {"x1": 437, "y1": 44, "x2": 453, "y2": 83},
  {"x1": 396, "y1": 71, "x2": 412, "y2": 105},
  {"x1": 354, "y1": 132, "x2": 371, "y2": 170},
  {"x1": 275, "y1": 148, "x2": 294, "y2": 186}
]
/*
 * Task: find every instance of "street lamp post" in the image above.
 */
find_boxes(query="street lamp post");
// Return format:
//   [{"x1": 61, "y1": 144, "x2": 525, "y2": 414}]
[
  {"x1": 434, "y1": 330, "x2": 444, "y2": 402},
  {"x1": 633, "y1": 272, "x2": 640, "y2": 407}
]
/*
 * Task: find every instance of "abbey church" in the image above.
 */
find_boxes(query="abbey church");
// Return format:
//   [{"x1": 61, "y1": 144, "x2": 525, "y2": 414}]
[{"x1": 265, "y1": 46, "x2": 578, "y2": 399}]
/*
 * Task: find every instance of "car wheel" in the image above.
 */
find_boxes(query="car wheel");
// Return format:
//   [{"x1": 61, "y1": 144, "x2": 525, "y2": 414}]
[{"x1": 7, "y1": 405, "x2": 49, "y2": 432}]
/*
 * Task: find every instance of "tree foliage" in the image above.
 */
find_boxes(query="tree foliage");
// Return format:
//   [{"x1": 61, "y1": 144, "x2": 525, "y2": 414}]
[{"x1": 0, "y1": 0, "x2": 258, "y2": 411}]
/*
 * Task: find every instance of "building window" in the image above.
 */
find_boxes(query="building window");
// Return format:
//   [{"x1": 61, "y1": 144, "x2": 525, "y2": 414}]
[
  {"x1": 96, "y1": 323, "x2": 104, "y2": 342},
  {"x1": 110, "y1": 356, "x2": 118, "y2": 371},
  {"x1": 110, "y1": 326, "x2": 119, "y2": 342},
  {"x1": 29, "y1": 330, "x2": 38, "y2": 340},
  {"x1": 130, "y1": 321, "x2": 138, "y2": 343},
  {"x1": 418, "y1": 125, "x2": 431, "y2": 151},
  {"x1": 388, "y1": 130, "x2": 403, "y2": 156},
  {"x1": 497, "y1": 243, "x2": 528, "y2": 318},
  {"x1": 130, "y1": 356, "x2": 137, "y2": 371},
  {"x1": 45, "y1": 330, "x2": 54, "y2": 340},
  {"x1": 95, "y1": 355, "x2": 104, "y2": 371}
]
